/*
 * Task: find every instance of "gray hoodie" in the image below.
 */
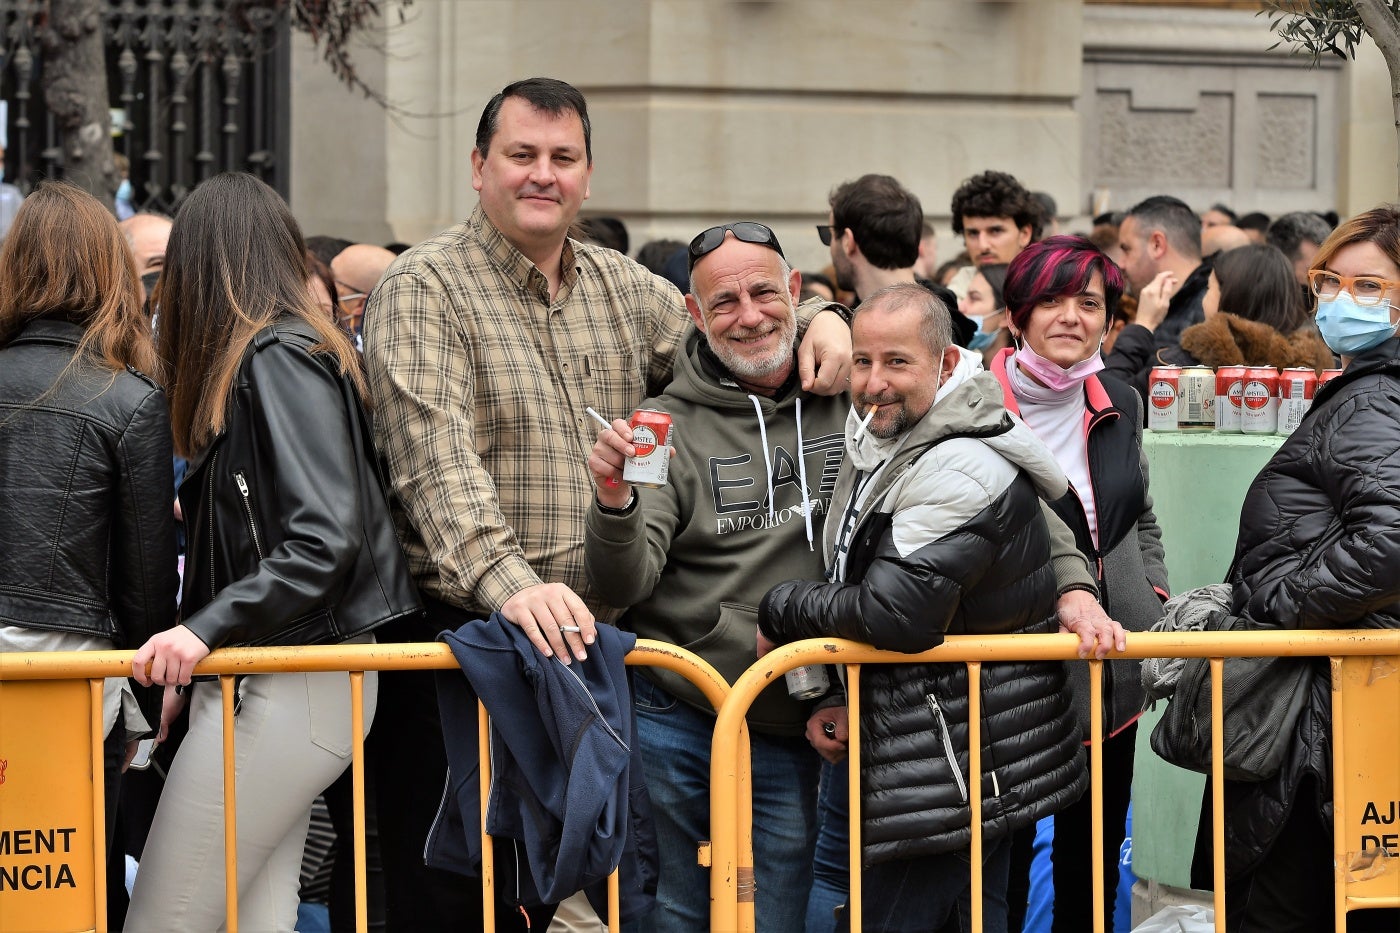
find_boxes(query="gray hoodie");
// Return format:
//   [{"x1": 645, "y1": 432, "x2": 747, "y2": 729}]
[{"x1": 585, "y1": 330, "x2": 850, "y2": 734}]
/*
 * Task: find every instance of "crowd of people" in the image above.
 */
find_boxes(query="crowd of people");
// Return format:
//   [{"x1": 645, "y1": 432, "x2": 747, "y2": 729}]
[{"x1": 1, "y1": 74, "x2": 1397, "y2": 933}]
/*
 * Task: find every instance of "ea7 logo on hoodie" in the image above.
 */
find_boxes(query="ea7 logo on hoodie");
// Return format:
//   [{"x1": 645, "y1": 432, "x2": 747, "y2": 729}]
[{"x1": 709, "y1": 432, "x2": 844, "y2": 535}]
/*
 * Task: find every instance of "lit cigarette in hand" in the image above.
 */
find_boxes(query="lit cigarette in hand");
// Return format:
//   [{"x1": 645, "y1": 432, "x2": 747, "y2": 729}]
[
  {"x1": 584, "y1": 407, "x2": 623, "y2": 487},
  {"x1": 853, "y1": 405, "x2": 879, "y2": 442}
]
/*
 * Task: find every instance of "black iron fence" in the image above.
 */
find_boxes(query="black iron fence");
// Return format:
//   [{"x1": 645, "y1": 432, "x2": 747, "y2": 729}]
[{"x1": 0, "y1": 0, "x2": 290, "y2": 213}]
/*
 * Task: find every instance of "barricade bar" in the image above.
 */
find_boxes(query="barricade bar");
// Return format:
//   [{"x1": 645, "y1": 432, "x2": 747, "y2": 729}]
[
  {"x1": 713, "y1": 631, "x2": 1400, "y2": 933},
  {"x1": 5, "y1": 632, "x2": 1396, "y2": 933},
  {"x1": 0, "y1": 639, "x2": 730, "y2": 933}
]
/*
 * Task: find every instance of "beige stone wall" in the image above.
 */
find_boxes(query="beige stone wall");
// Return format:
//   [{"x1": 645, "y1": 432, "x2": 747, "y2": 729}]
[
  {"x1": 290, "y1": 1, "x2": 1388, "y2": 268},
  {"x1": 1078, "y1": 3, "x2": 1391, "y2": 222},
  {"x1": 294, "y1": 0, "x2": 1085, "y2": 271},
  {"x1": 1340, "y1": 34, "x2": 1399, "y2": 217}
]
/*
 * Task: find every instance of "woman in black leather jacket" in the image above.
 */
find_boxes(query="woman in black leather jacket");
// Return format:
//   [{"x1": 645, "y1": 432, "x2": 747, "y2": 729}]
[
  {"x1": 0, "y1": 181, "x2": 177, "y2": 841},
  {"x1": 126, "y1": 173, "x2": 419, "y2": 932},
  {"x1": 1192, "y1": 206, "x2": 1400, "y2": 932}
]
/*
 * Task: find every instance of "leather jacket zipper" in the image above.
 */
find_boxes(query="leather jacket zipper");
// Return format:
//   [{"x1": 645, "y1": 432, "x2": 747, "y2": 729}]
[
  {"x1": 926, "y1": 693, "x2": 969, "y2": 804},
  {"x1": 233, "y1": 471, "x2": 265, "y2": 561}
]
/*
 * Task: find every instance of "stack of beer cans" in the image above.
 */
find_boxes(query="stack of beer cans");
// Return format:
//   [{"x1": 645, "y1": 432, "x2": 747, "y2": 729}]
[{"x1": 1147, "y1": 365, "x2": 1342, "y2": 435}]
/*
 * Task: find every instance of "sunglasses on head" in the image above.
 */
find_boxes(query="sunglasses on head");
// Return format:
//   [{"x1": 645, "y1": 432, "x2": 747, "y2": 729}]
[{"x1": 688, "y1": 222, "x2": 785, "y2": 271}]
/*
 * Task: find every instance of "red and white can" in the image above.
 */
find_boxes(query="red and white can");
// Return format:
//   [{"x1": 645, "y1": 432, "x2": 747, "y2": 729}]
[
  {"x1": 1240, "y1": 367, "x2": 1280, "y2": 434},
  {"x1": 1147, "y1": 366, "x2": 1182, "y2": 432},
  {"x1": 623, "y1": 409, "x2": 673, "y2": 488},
  {"x1": 1215, "y1": 365, "x2": 1246, "y2": 433},
  {"x1": 1319, "y1": 368, "x2": 1343, "y2": 388},
  {"x1": 1179, "y1": 366, "x2": 1215, "y2": 430},
  {"x1": 1277, "y1": 368, "x2": 1318, "y2": 435}
]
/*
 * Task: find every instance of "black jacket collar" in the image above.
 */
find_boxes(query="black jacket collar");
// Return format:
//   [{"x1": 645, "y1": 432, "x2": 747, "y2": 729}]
[{"x1": 10, "y1": 318, "x2": 85, "y2": 348}]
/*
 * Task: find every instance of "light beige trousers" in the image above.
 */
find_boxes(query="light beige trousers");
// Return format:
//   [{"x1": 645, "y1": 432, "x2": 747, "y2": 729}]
[{"x1": 126, "y1": 667, "x2": 377, "y2": 932}]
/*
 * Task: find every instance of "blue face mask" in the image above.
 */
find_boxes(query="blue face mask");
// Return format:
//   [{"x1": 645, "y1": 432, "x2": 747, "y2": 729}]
[
  {"x1": 1314, "y1": 292, "x2": 1397, "y2": 356},
  {"x1": 116, "y1": 179, "x2": 133, "y2": 203}
]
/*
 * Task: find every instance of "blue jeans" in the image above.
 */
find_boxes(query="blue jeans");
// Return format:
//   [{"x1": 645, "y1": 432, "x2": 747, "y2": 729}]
[
  {"x1": 858, "y1": 836, "x2": 1012, "y2": 933},
  {"x1": 633, "y1": 676, "x2": 818, "y2": 933},
  {"x1": 807, "y1": 759, "x2": 850, "y2": 933}
]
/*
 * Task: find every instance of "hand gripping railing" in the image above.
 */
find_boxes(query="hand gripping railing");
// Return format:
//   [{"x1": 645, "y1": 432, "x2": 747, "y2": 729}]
[
  {"x1": 707, "y1": 629, "x2": 1400, "y2": 933},
  {"x1": 0, "y1": 638, "x2": 742, "y2": 933}
]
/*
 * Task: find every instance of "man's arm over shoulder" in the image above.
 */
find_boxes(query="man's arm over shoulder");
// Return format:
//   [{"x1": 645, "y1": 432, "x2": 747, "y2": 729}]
[
  {"x1": 362, "y1": 265, "x2": 541, "y2": 609},
  {"x1": 759, "y1": 453, "x2": 1001, "y2": 654}
]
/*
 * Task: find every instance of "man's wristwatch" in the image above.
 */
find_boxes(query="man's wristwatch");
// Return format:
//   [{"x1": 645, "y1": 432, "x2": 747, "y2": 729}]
[{"x1": 596, "y1": 491, "x2": 636, "y2": 515}]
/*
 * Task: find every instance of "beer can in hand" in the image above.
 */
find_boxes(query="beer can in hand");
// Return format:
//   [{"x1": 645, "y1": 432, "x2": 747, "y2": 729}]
[
  {"x1": 785, "y1": 665, "x2": 830, "y2": 701},
  {"x1": 623, "y1": 409, "x2": 673, "y2": 488}
]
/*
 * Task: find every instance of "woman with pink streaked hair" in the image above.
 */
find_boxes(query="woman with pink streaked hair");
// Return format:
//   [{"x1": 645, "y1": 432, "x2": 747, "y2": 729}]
[{"x1": 990, "y1": 235, "x2": 1169, "y2": 933}]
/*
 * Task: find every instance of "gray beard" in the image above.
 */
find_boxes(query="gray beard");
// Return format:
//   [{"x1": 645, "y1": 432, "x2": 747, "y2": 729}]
[{"x1": 709, "y1": 333, "x2": 796, "y2": 381}]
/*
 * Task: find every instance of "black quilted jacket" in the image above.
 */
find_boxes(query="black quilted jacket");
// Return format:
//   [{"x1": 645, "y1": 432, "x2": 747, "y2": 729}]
[
  {"x1": 759, "y1": 374, "x2": 1087, "y2": 865},
  {"x1": 1216, "y1": 334, "x2": 1400, "y2": 871}
]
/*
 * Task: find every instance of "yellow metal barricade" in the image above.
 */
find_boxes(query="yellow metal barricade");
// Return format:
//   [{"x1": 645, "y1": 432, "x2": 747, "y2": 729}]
[
  {"x1": 0, "y1": 638, "x2": 739, "y2": 933},
  {"x1": 709, "y1": 629, "x2": 1400, "y2": 933},
  {"x1": 1332, "y1": 654, "x2": 1400, "y2": 924}
]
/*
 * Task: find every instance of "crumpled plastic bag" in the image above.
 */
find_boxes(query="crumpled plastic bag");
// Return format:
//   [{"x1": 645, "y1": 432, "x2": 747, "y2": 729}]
[{"x1": 1131, "y1": 904, "x2": 1214, "y2": 932}]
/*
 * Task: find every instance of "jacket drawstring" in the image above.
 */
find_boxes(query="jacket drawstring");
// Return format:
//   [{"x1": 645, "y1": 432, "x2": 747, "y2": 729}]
[
  {"x1": 795, "y1": 397, "x2": 814, "y2": 551},
  {"x1": 747, "y1": 394, "x2": 814, "y2": 550},
  {"x1": 748, "y1": 395, "x2": 777, "y2": 527}
]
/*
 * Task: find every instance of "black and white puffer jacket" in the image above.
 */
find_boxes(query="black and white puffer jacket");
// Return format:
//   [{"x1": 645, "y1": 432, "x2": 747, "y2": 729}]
[{"x1": 759, "y1": 355, "x2": 1087, "y2": 866}]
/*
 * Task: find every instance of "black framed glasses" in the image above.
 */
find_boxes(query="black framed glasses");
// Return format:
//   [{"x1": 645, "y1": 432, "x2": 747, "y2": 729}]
[
  {"x1": 816, "y1": 224, "x2": 838, "y2": 246},
  {"x1": 687, "y1": 221, "x2": 785, "y2": 271}
]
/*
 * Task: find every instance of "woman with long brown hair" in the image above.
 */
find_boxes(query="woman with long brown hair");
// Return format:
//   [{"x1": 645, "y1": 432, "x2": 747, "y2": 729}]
[
  {"x1": 126, "y1": 172, "x2": 419, "y2": 931},
  {"x1": 0, "y1": 180, "x2": 177, "y2": 842}
]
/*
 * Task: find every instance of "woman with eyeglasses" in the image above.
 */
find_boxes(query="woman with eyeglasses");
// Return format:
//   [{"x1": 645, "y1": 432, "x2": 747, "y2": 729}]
[{"x1": 1189, "y1": 206, "x2": 1400, "y2": 932}]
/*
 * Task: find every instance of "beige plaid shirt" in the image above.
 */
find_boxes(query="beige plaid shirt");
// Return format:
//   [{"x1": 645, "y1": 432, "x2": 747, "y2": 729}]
[{"x1": 362, "y1": 206, "x2": 689, "y2": 619}]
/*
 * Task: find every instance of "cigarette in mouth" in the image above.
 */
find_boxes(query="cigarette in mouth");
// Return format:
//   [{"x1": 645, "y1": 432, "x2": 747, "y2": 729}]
[{"x1": 853, "y1": 404, "x2": 879, "y2": 442}]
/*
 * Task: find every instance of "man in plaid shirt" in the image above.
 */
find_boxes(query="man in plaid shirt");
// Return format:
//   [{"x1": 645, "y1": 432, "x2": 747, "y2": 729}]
[{"x1": 361, "y1": 77, "x2": 852, "y2": 931}]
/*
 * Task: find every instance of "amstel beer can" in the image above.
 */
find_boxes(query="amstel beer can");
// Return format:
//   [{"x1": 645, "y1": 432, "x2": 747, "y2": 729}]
[
  {"x1": 623, "y1": 409, "x2": 673, "y2": 488},
  {"x1": 1147, "y1": 366, "x2": 1182, "y2": 432},
  {"x1": 1179, "y1": 366, "x2": 1215, "y2": 431},
  {"x1": 1215, "y1": 366, "x2": 1246, "y2": 433},
  {"x1": 1319, "y1": 368, "x2": 1344, "y2": 388},
  {"x1": 1277, "y1": 368, "x2": 1318, "y2": 435},
  {"x1": 1240, "y1": 367, "x2": 1280, "y2": 434}
]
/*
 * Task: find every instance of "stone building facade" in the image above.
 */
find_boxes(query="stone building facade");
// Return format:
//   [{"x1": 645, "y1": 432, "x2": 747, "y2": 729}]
[{"x1": 289, "y1": 1, "x2": 1395, "y2": 273}]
